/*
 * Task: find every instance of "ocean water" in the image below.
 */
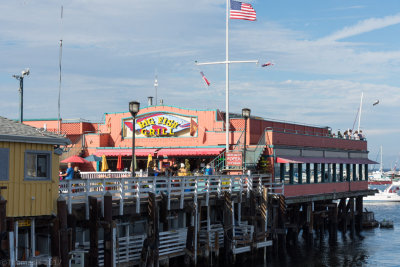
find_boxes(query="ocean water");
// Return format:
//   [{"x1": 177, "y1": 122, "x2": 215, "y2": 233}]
[{"x1": 255, "y1": 203, "x2": 400, "y2": 267}]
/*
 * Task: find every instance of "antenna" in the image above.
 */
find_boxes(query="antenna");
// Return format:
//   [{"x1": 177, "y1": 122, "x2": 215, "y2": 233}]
[
  {"x1": 57, "y1": 5, "x2": 63, "y2": 134},
  {"x1": 154, "y1": 71, "x2": 158, "y2": 105}
]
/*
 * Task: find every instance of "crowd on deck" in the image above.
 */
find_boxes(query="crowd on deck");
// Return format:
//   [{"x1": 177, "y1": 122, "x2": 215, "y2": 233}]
[{"x1": 330, "y1": 129, "x2": 366, "y2": 141}]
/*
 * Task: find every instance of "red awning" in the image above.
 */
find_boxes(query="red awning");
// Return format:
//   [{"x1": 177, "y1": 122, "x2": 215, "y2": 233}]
[
  {"x1": 95, "y1": 148, "x2": 157, "y2": 157},
  {"x1": 157, "y1": 148, "x2": 225, "y2": 157},
  {"x1": 276, "y1": 156, "x2": 378, "y2": 164}
]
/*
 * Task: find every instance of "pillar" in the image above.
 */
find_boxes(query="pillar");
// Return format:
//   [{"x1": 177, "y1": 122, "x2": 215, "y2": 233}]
[
  {"x1": 355, "y1": 196, "x2": 363, "y2": 232},
  {"x1": 298, "y1": 163, "x2": 303, "y2": 184},
  {"x1": 104, "y1": 192, "x2": 113, "y2": 267},
  {"x1": 306, "y1": 163, "x2": 311, "y2": 184},
  {"x1": 58, "y1": 196, "x2": 69, "y2": 267},
  {"x1": 346, "y1": 164, "x2": 351, "y2": 182},
  {"x1": 280, "y1": 163, "x2": 285, "y2": 183},
  {"x1": 332, "y1": 164, "x2": 337, "y2": 182},
  {"x1": 88, "y1": 196, "x2": 99, "y2": 267},
  {"x1": 339, "y1": 164, "x2": 344, "y2": 182},
  {"x1": 314, "y1": 163, "x2": 319, "y2": 183},
  {"x1": 289, "y1": 163, "x2": 294, "y2": 184}
]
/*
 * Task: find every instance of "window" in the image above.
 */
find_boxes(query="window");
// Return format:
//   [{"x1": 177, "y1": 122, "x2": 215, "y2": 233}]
[
  {"x1": 25, "y1": 150, "x2": 52, "y2": 180},
  {"x1": 0, "y1": 148, "x2": 10, "y2": 181}
]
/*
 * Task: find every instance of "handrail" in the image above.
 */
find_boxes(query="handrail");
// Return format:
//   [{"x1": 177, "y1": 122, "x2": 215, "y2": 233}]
[
  {"x1": 80, "y1": 171, "x2": 145, "y2": 179},
  {"x1": 59, "y1": 174, "x2": 279, "y2": 218},
  {"x1": 202, "y1": 129, "x2": 246, "y2": 173}
]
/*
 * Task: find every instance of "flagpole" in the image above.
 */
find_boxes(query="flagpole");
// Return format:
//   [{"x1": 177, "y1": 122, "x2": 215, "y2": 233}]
[
  {"x1": 226, "y1": 0, "x2": 230, "y2": 152},
  {"x1": 195, "y1": 0, "x2": 258, "y2": 153}
]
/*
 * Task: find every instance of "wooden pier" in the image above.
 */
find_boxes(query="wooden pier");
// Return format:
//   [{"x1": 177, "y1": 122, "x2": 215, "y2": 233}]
[{"x1": 25, "y1": 174, "x2": 375, "y2": 267}]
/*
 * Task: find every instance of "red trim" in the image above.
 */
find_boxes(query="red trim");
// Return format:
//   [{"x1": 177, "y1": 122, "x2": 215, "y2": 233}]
[
  {"x1": 276, "y1": 156, "x2": 377, "y2": 164},
  {"x1": 157, "y1": 148, "x2": 225, "y2": 157},
  {"x1": 95, "y1": 148, "x2": 157, "y2": 157},
  {"x1": 284, "y1": 181, "x2": 368, "y2": 197}
]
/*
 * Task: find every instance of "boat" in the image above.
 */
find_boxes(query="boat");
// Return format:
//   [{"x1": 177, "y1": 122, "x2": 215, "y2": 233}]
[
  {"x1": 365, "y1": 181, "x2": 400, "y2": 202},
  {"x1": 368, "y1": 146, "x2": 392, "y2": 185}
]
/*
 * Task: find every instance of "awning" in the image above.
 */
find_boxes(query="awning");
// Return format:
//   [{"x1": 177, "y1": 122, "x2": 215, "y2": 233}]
[
  {"x1": 157, "y1": 147, "x2": 225, "y2": 157},
  {"x1": 96, "y1": 148, "x2": 157, "y2": 157},
  {"x1": 276, "y1": 156, "x2": 378, "y2": 164}
]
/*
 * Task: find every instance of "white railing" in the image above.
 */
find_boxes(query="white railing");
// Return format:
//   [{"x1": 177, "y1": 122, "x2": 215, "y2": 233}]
[
  {"x1": 159, "y1": 228, "x2": 187, "y2": 258},
  {"x1": 59, "y1": 174, "x2": 281, "y2": 218},
  {"x1": 80, "y1": 171, "x2": 145, "y2": 179}
]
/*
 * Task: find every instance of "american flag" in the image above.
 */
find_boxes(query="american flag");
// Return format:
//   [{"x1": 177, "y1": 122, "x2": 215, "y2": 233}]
[{"x1": 230, "y1": 0, "x2": 256, "y2": 21}]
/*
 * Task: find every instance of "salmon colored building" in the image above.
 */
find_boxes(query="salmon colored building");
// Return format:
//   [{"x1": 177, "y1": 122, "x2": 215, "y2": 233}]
[{"x1": 24, "y1": 103, "x2": 376, "y2": 191}]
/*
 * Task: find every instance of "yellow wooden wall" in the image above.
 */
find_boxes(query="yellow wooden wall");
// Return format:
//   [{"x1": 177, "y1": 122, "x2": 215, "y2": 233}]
[{"x1": 0, "y1": 141, "x2": 59, "y2": 217}]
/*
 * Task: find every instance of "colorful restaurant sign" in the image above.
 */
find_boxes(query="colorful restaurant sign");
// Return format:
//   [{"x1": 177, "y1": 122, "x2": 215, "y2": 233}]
[
  {"x1": 124, "y1": 113, "x2": 193, "y2": 137},
  {"x1": 226, "y1": 152, "x2": 243, "y2": 167}
]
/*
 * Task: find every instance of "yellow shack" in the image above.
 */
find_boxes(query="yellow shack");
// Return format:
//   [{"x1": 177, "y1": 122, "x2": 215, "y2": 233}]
[{"x1": 0, "y1": 116, "x2": 70, "y2": 217}]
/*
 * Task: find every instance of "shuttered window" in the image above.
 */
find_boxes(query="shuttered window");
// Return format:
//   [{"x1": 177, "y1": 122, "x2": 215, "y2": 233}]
[{"x1": 0, "y1": 148, "x2": 10, "y2": 181}]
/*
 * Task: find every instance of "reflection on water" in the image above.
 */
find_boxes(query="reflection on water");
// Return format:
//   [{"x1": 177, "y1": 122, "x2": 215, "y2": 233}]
[{"x1": 251, "y1": 203, "x2": 400, "y2": 267}]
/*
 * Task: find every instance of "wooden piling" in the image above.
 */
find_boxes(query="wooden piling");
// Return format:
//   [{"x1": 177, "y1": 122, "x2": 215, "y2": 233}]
[
  {"x1": 223, "y1": 192, "x2": 233, "y2": 265},
  {"x1": 355, "y1": 196, "x2": 363, "y2": 232},
  {"x1": 88, "y1": 196, "x2": 99, "y2": 267},
  {"x1": 0, "y1": 193, "x2": 7, "y2": 254},
  {"x1": 104, "y1": 192, "x2": 113, "y2": 267},
  {"x1": 57, "y1": 196, "x2": 69, "y2": 267},
  {"x1": 349, "y1": 198, "x2": 355, "y2": 238}
]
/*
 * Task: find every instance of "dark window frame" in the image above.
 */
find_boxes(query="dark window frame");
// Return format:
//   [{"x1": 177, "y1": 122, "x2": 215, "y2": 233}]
[
  {"x1": 0, "y1": 148, "x2": 10, "y2": 181},
  {"x1": 24, "y1": 150, "x2": 52, "y2": 181}
]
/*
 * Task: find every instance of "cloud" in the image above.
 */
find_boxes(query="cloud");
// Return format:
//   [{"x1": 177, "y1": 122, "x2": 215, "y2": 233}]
[{"x1": 320, "y1": 13, "x2": 400, "y2": 42}]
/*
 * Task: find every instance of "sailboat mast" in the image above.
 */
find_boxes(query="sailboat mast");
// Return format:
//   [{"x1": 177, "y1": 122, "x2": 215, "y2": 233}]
[
  {"x1": 357, "y1": 92, "x2": 363, "y2": 133},
  {"x1": 380, "y1": 145, "x2": 383, "y2": 173}
]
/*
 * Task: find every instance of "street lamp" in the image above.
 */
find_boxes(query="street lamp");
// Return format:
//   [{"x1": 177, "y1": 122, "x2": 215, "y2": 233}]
[
  {"x1": 12, "y1": 68, "x2": 30, "y2": 123},
  {"x1": 242, "y1": 108, "x2": 251, "y2": 170},
  {"x1": 129, "y1": 101, "x2": 140, "y2": 176}
]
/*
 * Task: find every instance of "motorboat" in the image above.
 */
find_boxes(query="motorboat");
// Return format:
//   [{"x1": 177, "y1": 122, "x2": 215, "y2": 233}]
[{"x1": 365, "y1": 181, "x2": 400, "y2": 202}]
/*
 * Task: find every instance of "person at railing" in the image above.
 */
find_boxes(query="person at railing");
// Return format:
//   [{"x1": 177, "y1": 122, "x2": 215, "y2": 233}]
[
  {"x1": 359, "y1": 130, "x2": 365, "y2": 141},
  {"x1": 169, "y1": 163, "x2": 179, "y2": 176},
  {"x1": 61, "y1": 163, "x2": 74, "y2": 180},
  {"x1": 73, "y1": 166, "x2": 82, "y2": 179},
  {"x1": 204, "y1": 164, "x2": 213, "y2": 175},
  {"x1": 337, "y1": 130, "x2": 343, "y2": 138},
  {"x1": 343, "y1": 130, "x2": 349, "y2": 139},
  {"x1": 178, "y1": 163, "x2": 188, "y2": 176},
  {"x1": 353, "y1": 130, "x2": 360, "y2": 140}
]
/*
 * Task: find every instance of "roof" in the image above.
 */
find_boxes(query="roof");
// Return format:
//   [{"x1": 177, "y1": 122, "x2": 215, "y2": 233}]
[{"x1": 0, "y1": 116, "x2": 71, "y2": 145}]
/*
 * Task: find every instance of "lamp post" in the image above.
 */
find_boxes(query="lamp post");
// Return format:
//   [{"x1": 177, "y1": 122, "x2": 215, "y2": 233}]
[
  {"x1": 242, "y1": 108, "x2": 251, "y2": 170},
  {"x1": 12, "y1": 68, "x2": 30, "y2": 123},
  {"x1": 129, "y1": 101, "x2": 140, "y2": 177}
]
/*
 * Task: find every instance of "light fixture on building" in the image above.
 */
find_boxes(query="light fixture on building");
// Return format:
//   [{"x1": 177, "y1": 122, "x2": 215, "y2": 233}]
[{"x1": 12, "y1": 68, "x2": 30, "y2": 123}]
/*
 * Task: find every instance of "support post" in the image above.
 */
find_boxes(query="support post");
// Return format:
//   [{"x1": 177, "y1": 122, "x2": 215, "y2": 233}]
[
  {"x1": 306, "y1": 163, "x2": 310, "y2": 184},
  {"x1": 57, "y1": 196, "x2": 69, "y2": 267},
  {"x1": 88, "y1": 196, "x2": 99, "y2": 267},
  {"x1": 104, "y1": 192, "x2": 113, "y2": 267},
  {"x1": 355, "y1": 196, "x2": 363, "y2": 232}
]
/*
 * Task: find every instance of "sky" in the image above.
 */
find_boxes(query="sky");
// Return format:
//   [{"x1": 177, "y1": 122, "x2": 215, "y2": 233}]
[{"x1": 1, "y1": 0, "x2": 400, "y2": 169}]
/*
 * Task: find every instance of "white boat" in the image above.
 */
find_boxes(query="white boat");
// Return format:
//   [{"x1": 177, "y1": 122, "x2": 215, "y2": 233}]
[
  {"x1": 365, "y1": 181, "x2": 400, "y2": 202},
  {"x1": 368, "y1": 146, "x2": 392, "y2": 185}
]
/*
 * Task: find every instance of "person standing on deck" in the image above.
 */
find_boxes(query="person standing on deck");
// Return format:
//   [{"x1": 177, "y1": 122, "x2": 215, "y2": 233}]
[{"x1": 204, "y1": 164, "x2": 213, "y2": 175}]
